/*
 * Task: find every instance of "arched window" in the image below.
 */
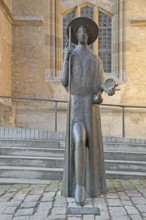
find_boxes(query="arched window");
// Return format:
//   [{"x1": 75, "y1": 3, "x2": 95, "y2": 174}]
[
  {"x1": 63, "y1": 5, "x2": 112, "y2": 73},
  {"x1": 80, "y1": 5, "x2": 94, "y2": 19},
  {"x1": 98, "y1": 11, "x2": 112, "y2": 73}
]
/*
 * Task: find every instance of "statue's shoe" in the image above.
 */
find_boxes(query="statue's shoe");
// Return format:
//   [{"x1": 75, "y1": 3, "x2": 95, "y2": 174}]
[{"x1": 75, "y1": 184, "x2": 85, "y2": 206}]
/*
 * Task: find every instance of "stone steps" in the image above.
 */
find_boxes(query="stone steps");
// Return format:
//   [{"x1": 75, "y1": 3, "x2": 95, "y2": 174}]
[
  {"x1": 0, "y1": 155, "x2": 145, "y2": 173},
  {"x1": 0, "y1": 139, "x2": 62, "y2": 148},
  {"x1": 106, "y1": 170, "x2": 146, "y2": 179},
  {"x1": 104, "y1": 151, "x2": 146, "y2": 161},
  {"x1": 0, "y1": 128, "x2": 146, "y2": 181},
  {"x1": 1, "y1": 147, "x2": 146, "y2": 161},
  {"x1": 0, "y1": 155, "x2": 64, "y2": 168},
  {"x1": 104, "y1": 143, "x2": 146, "y2": 152},
  {"x1": 0, "y1": 166, "x2": 145, "y2": 182},
  {"x1": 0, "y1": 147, "x2": 65, "y2": 157},
  {"x1": 0, "y1": 166, "x2": 63, "y2": 180},
  {"x1": 2, "y1": 146, "x2": 146, "y2": 161},
  {"x1": 105, "y1": 159, "x2": 146, "y2": 172}
]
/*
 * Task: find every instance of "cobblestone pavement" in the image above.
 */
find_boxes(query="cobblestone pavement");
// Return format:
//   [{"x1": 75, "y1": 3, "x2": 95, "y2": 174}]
[{"x1": 0, "y1": 180, "x2": 146, "y2": 220}]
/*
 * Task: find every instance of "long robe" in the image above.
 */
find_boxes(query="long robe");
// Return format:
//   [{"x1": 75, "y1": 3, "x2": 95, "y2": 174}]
[{"x1": 62, "y1": 47, "x2": 106, "y2": 197}]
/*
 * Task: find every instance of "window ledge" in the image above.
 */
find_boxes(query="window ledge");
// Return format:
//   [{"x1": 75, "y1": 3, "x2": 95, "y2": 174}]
[{"x1": 14, "y1": 16, "x2": 44, "y2": 26}]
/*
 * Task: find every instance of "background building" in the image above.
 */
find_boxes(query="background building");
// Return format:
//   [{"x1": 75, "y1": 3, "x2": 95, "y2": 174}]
[{"x1": 0, "y1": 0, "x2": 146, "y2": 137}]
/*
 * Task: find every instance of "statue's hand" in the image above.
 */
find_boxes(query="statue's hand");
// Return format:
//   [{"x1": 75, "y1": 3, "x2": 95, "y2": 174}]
[
  {"x1": 102, "y1": 78, "x2": 119, "y2": 96},
  {"x1": 64, "y1": 47, "x2": 73, "y2": 61},
  {"x1": 104, "y1": 87, "x2": 115, "y2": 96}
]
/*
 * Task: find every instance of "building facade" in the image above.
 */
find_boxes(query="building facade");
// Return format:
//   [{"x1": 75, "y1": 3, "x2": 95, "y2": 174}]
[{"x1": 0, "y1": 0, "x2": 146, "y2": 137}]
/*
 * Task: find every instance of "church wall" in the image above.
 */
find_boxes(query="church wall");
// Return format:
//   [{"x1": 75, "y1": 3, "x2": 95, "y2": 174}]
[
  {"x1": 0, "y1": 0, "x2": 15, "y2": 126},
  {"x1": 11, "y1": 0, "x2": 146, "y2": 138},
  {"x1": 12, "y1": 0, "x2": 53, "y2": 99},
  {"x1": 120, "y1": 0, "x2": 146, "y2": 106},
  {"x1": 4, "y1": 0, "x2": 12, "y2": 12}
]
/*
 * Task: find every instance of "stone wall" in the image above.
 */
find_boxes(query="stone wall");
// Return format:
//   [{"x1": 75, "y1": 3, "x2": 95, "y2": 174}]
[
  {"x1": 0, "y1": 0, "x2": 15, "y2": 126},
  {"x1": 12, "y1": 0, "x2": 53, "y2": 99},
  {"x1": 120, "y1": 0, "x2": 146, "y2": 105},
  {"x1": 10, "y1": 0, "x2": 146, "y2": 138},
  {"x1": 4, "y1": 0, "x2": 12, "y2": 12},
  {"x1": 0, "y1": 1, "x2": 12, "y2": 97},
  {"x1": 14, "y1": 104, "x2": 146, "y2": 138}
]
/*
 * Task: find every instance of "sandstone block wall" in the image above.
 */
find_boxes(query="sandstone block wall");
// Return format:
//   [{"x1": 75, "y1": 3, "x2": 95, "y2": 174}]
[
  {"x1": 0, "y1": 0, "x2": 15, "y2": 126},
  {"x1": 12, "y1": 0, "x2": 53, "y2": 99},
  {"x1": 4, "y1": 0, "x2": 12, "y2": 12}
]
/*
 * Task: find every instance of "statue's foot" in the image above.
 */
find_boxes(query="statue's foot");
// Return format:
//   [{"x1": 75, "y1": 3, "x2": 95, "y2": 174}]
[{"x1": 75, "y1": 184, "x2": 85, "y2": 206}]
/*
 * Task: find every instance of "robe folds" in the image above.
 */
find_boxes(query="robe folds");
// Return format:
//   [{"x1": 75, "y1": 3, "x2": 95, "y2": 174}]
[{"x1": 62, "y1": 48, "x2": 106, "y2": 197}]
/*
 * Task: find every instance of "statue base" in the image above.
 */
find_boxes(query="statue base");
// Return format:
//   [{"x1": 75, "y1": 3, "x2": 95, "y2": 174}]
[{"x1": 67, "y1": 206, "x2": 100, "y2": 215}]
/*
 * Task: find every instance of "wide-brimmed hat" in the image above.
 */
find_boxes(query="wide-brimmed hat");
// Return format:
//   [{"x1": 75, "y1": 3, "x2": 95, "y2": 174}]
[{"x1": 66, "y1": 17, "x2": 98, "y2": 45}]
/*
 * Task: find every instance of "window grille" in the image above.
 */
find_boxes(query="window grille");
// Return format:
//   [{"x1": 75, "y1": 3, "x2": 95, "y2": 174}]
[
  {"x1": 81, "y1": 6, "x2": 94, "y2": 51},
  {"x1": 80, "y1": 6, "x2": 94, "y2": 19},
  {"x1": 62, "y1": 7, "x2": 112, "y2": 73},
  {"x1": 98, "y1": 11, "x2": 112, "y2": 73},
  {"x1": 63, "y1": 9, "x2": 76, "y2": 49}
]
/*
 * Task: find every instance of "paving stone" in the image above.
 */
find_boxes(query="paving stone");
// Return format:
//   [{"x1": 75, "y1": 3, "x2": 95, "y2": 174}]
[
  {"x1": 0, "y1": 214, "x2": 13, "y2": 220},
  {"x1": 136, "y1": 205, "x2": 146, "y2": 213},
  {"x1": 3, "y1": 206, "x2": 17, "y2": 214},
  {"x1": 112, "y1": 216, "x2": 130, "y2": 220},
  {"x1": 109, "y1": 206, "x2": 127, "y2": 217},
  {"x1": 21, "y1": 201, "x2": 37, "y2": 208},
  {"x1": 8, "y1": 200, "x2": 22, "y2": 207},
  {"x1": 127, "y1": 192, "x2": 141, "y2": 197},
  {"x1": 106, "y1": 193, "x2": 119, "y2": 199},
  {"x1": 67, "y1": 217, "x2": 82, "y2": 220},
  {"x1": 24, "y1": 195, "x2": 41, "y2": 202},
  {"x1": 0, "y1": 202, "x2": 8, "y2": 213},
  {"x1": 38, "y1": 202, "x2": 52, "y2": 210},
  {"x1": 131, "y1": 197, "x2": 146, "y2": 204},
  {"x1": 130, "y1": 215, "x2": 143, "y2": 220},
  {"x1": 0, "y1": 180, "x2": 146, "y2": 219},
  {"x1": 54, "y1": 201, "x2": 67, "y2": 207},
  {"x1": 83, "y1": 214, "x2": 95, "y2": 220},
  {"x1": 94, "y1": 198, "x2": 107, "y2": 211},
  {"x1": 125, "y1": 206, "x2": 139, "y2": 215},
  {"x1": 13, "y1": 216, "x2": 31, "y2": 220},
  {"x1": 30, "y1": 189, "x2": 44, "y2": 195},
  {"x1": 47, "y1": 215, "x2": 66, "y2": 220},
  {"x1": 34, "y1": 212, "x2": 48, "y2": 218},
  {"x1": 142, "y1": 213, "x2": 146, "y2": 218},
  {"x1": 107, "y1": 198, "x2": 123, "y2": 207},
  {"x1": 14, "y1": 193, "x2": 27, "y2": 201},
  {"x1": 44, "y1": 192, "x2": 56, "y2": 197},
  {"x1": 122, "y1": 200, "x2": 133, "y2": 206},
  {"x1": 41, "y1": 193, "x2": 55, "y2": 202},
  {"x1": 95, "y1": 210, "x2": 109, "y2": 220},
  {"x1": 52, "y1": 207, "x2": 66, "y2": 215},
  {"x1": 119, "y1": 195, "x2": 130, "y2": 200},
  {"x1": 15, "y1": 208, "x2": 34, "y2": 216}
]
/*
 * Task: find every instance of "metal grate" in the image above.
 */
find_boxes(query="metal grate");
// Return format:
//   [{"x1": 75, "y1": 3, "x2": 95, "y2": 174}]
[{"x1": 98, "y1": 11, "x2": 112, "y2": 73}]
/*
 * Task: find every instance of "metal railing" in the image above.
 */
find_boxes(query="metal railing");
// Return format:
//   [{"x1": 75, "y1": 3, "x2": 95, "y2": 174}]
[{"x1": 0, "y1": 95, "x2": 146, "y2": 137}]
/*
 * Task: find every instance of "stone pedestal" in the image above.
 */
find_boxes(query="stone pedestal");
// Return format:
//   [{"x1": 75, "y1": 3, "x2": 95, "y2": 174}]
[
  {"x1": 67, "y1": 198, "x2": 100, "y2": 216},
  {"x1": 67, "y1": 206, "x2": 100, "y2": 215}
]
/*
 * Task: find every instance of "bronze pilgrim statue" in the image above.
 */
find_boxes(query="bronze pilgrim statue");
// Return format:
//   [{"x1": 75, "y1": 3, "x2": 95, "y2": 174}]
[{"x1": 61, "y1": 17, "x2": 117, "y2": 206}]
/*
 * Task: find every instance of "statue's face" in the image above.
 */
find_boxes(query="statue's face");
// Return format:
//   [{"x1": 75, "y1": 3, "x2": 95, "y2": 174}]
[{"x1": 76, "y1": 26, "x2": 89, "y2": 45}]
